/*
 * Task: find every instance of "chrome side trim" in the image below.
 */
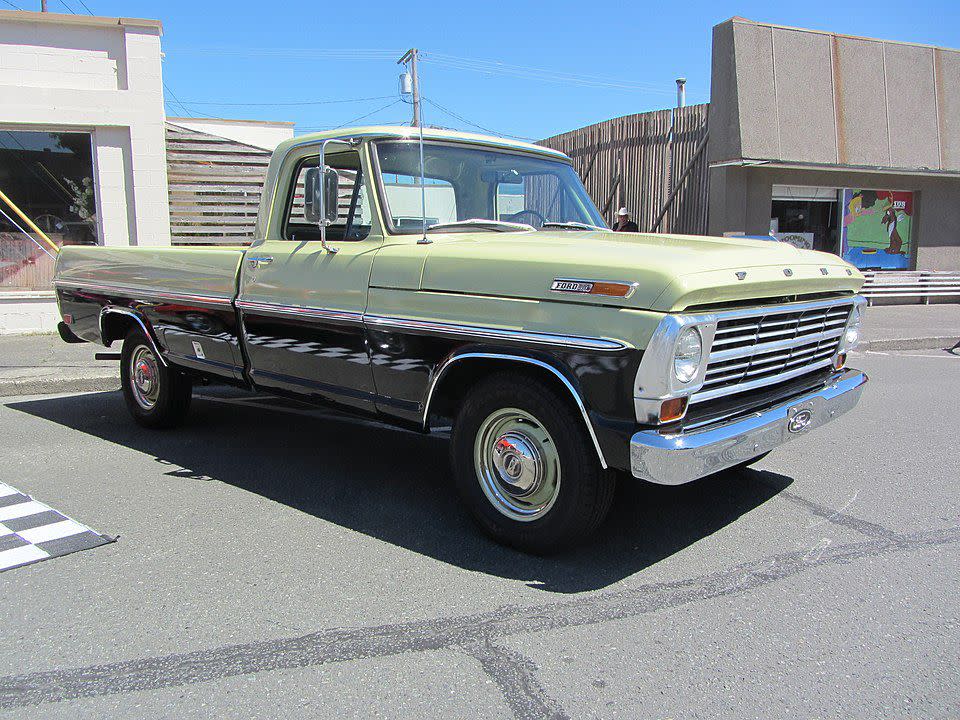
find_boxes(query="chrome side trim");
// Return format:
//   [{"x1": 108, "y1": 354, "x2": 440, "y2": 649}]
[
  {"x1": 236, "y1": 300, "x2": 364, "y2": 325},
  {"x1": 631, "y1": 369, "x2": 867, "y2": 485},
  {"x1": 53, "y1": 280, "x2": 234, "y2": 309},
  {"x1": 423, "y1": 352, "x2": 608, "y2": 469},
  {"x1": 364, "y1": 314, "x2": 629, "y2": 352},
  {"x1": 98, "y1": 307, "x2": 168, "y2": 366}
]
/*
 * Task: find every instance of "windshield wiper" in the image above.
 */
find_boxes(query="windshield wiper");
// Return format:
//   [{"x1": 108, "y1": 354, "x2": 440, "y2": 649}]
[
  {"x1": 427, "y1": 219, "x2": 536, "y2": 233},
  {"x1": 540, "y1": 221, "x2": 607, "y2": 232}
]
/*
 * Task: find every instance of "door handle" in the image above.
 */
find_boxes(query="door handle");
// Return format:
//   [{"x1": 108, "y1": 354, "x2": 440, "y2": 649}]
[{"x1": 247, "y1": 255, "x2": 273, "y2": 269}]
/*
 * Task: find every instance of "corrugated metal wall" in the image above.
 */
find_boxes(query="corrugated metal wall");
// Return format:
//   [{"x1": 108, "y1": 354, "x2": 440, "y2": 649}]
[{"x1": 538, "y1": 103, "x2": 710, "y2": 234}]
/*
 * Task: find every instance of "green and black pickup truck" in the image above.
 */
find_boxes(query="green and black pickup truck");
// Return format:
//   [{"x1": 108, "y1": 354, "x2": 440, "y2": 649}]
[{"x1": 53, "y1": 126, "x2": 868, "y2": 552}]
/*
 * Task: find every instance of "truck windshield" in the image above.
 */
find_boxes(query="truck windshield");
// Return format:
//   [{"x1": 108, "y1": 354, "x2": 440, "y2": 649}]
[{"x1": 374, "y1": 141, "x2": 606, "y2": 233}]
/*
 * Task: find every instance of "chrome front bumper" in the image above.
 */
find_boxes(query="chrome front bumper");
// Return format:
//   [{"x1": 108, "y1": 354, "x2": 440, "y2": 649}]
[{"x1": 630, "y1": 369, "x2": 868, "y2": 485}]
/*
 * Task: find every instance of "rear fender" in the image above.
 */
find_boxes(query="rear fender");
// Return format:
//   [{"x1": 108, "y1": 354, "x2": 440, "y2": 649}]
[{"x1": 99, "y1": 307, "x2": 167, "y2": 367}]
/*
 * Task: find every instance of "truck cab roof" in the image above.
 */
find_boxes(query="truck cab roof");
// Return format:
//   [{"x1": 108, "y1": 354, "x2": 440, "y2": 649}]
[{"x1": 272, "y1": 125, "x2": 570, "y2": 162}]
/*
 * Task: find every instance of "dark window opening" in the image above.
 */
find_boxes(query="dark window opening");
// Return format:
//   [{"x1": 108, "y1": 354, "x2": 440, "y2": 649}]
[
  {"x1": 283, "y1": 150, "x2": 372, "y2": 243},
  {"x1": 1, "y1": 130, "x2": 98, "y2": 291}
]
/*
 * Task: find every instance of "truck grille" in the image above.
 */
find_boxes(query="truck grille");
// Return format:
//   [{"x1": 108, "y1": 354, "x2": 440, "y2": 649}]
[{"x1": 692, "y1": 300, "x2": 853, "y2": 404}]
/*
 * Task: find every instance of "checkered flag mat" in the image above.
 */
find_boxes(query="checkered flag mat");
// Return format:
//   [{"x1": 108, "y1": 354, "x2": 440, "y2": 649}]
[{"x1": 0, "y1": 482, "x2": 114, "y2": 572}]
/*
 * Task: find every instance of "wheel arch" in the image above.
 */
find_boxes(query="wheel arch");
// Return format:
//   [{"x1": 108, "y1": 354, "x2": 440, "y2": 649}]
[
  {"x1": 424, "y1": 352, "x2": 608, "y2": 469},
  {"x1": 99, "y1": 307, "x2": 167, "y2": 366}
]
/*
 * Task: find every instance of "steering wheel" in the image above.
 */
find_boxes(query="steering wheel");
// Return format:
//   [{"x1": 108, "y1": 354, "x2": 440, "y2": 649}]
[{"x1": 504, "y1": 209, "x2": 545, "y2": 228}]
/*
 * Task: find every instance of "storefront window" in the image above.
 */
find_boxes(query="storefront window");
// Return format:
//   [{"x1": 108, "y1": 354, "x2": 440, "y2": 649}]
[
  {"x1": 841, "y1": 189, "x2": 913, "y2": 270},
  {"x1": 770, "y1": 186, "x2": 840, "y2": 253},
  {"x1": 0, "y1": 130, "x2": 98, "y2": 291}
]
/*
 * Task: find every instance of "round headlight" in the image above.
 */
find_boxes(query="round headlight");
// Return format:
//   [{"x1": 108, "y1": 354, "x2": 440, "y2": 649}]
[
  {"x1": 674, "y1": 326, "x2": 703, "y2": 383},
  {"x1": 844, "y1": 304, "x2": 863, "y2": 348}
]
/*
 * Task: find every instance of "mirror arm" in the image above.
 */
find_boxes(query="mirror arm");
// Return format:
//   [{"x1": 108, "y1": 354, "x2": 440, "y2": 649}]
[{"x1": 318, "y1": 139, "x2": 339, "y2": 254}]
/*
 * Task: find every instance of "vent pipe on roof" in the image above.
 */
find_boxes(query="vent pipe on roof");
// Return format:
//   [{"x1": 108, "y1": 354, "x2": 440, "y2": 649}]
[{"x1": 676, "y1": 78, "x2": 686, "y2": 108}]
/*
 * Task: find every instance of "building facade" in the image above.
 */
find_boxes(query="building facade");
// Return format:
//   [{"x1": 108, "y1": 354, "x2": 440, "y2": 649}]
[
  {"x1": 0, "y1": 9, "x2": 170, "y2": 332},
  {"x1": 707, "y1": 17, "x2": 960, "y2": 272}
]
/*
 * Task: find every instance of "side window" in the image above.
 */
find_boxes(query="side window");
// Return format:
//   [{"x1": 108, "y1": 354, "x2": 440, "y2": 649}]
[{"x1": 284, "y1": 151, "x2": 372, "y2": 242}]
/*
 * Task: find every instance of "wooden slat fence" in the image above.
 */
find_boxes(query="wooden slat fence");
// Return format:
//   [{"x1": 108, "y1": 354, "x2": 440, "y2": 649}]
[
  {"x1": 538, "y1": 104, "x2": 709, "y2": 234},
  {"x1": 166, "y1": 123, "x2": 361, "y2": 245},
  {"x1": 166, "y1": 123, "x2": 268, "y2": 245}
]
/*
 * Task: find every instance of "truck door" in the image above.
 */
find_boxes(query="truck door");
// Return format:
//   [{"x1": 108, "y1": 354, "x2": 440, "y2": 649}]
[{"x1": 236, "y1": 144, "x2": 382, "y2": 413}]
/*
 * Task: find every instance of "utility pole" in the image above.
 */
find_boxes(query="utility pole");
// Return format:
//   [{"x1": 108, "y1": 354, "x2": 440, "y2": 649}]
[{"x1": 397, "y1": 48, "x2": 421, "y2": 127}]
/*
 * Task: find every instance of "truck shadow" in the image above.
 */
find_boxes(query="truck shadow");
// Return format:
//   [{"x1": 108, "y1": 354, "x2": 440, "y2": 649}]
[{"x1": 9, "y1": 389, "x2": 793, "y2": 594}]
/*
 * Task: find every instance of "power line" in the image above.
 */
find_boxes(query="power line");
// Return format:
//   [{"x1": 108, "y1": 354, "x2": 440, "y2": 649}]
[
  {"x1": 167, "y1": 47, "x2": 401, "y2": 60},
  {"x1": 332, "y1": 99, "x2": 402, "y2": 129},
  {"x1": 170, "y1": 94, "x2": 396, "y2": 108},
  {"x1": 1, "y1": 0, "x2": 24, "y2": 9},
  {"x1": 75, "y1": 0, "x2": 95, "y2": 14},
  {"x1": 57, "y1": 0, "x2": 78, "y2": 13},
  {"x1": 423, "y1": 97, "x2": 534, "y2": 141},
  {"x1": 162, "y1": 82, "x2": 225, "y2": 119},
  {"x1": 422, "y1": 51, "x2": 677, "y2": 95}
]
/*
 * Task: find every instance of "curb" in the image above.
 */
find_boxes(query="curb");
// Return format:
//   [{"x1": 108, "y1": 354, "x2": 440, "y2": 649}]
[
  {"x1": 0, "y1": 374, "x2": 119, "y2": 398},
  {"x1": 860, "y1": 336, "x2": 958, "y2": 352}
]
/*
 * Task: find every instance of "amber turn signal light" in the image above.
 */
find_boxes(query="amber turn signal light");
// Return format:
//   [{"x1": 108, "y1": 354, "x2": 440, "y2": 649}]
[
  {"x1": 833, "y1": 353, "x2": 846, "y2": 370},
  {"x1": 659, "y1": 397, "x2": 688, "y2": 423},
  {"x1": 589, "y1": 281, "x2": 635, "y2": 298}
]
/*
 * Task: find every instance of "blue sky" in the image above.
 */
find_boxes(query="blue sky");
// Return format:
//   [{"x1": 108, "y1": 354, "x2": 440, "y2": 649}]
[{"x1": 31, "y1": 0, "x2": 960, "y2": 140}]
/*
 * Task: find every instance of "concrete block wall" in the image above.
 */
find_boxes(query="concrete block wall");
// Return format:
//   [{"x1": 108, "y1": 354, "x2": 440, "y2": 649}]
[{"x1": 0, "y1": 10, "x2": 170, "y2": 331}]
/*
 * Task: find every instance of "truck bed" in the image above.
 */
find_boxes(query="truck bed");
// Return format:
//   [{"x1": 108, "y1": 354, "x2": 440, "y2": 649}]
[{"x1": 55, "y1": 245, "x2": 245, "y2": 303}]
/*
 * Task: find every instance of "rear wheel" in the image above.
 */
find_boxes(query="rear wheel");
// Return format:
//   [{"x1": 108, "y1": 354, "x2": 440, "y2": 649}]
[
  {"x1": 120, "y1": 329, "x2": 192, "y2": 429},
  {"x1": 450, "y1": 373, "x2": 616, "y2": 554}
]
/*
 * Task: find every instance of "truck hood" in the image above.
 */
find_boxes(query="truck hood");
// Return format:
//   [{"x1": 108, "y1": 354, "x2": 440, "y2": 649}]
[{"x1": 417, "y1": 230, "x2": 863, "y2": 312}]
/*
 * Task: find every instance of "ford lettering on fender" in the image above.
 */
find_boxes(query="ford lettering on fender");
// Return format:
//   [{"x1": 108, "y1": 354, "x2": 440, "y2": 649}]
[{"x1": 52, "y1": 126, "x2": 868, "y2": 553}]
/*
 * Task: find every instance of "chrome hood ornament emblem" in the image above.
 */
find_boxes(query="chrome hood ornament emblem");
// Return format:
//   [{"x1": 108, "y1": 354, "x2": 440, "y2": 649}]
[
  {"x1": 735, "y1": 271, "x2": 747, "y2": 281},
  {"x1": 783, "y1": 268, "x2": 794, "y2": 277}
]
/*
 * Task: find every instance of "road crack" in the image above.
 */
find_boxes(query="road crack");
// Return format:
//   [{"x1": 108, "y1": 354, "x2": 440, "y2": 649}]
[
  {"x1": 1, "y1": 525, "x2": 956, "y2": 709},
  {"x1": 461, "y1": 639, "x2": 569, "y2": 720}
]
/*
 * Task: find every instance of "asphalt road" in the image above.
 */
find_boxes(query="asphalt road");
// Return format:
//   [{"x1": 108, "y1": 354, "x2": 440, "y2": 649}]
[{"x1": 1, "y1": 347, "x2": 957, "y2": 719}]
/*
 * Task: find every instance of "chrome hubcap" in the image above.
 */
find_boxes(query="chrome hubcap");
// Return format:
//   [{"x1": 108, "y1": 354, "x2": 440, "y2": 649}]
[
  {"x1": 474, "y1": 408, "x2": 560, "y2": 522},
  {"x1": 130, "y1": 345, "x2": 160, "y2": 410}
]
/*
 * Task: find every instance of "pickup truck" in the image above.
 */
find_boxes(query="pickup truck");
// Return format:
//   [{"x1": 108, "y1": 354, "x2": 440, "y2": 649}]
[{"x1": 53, "y1": 126, "x2": 868, "y2": 553}]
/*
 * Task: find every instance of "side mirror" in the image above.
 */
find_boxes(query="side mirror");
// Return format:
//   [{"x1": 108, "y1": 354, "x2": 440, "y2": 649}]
[{"x1": 304, "y1": 166, "x2": 340, "y2": 225}]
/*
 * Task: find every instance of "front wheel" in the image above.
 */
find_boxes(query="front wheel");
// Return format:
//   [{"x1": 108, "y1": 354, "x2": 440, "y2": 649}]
[
  {"x1": 450, "y1": 373, "x2": 616, "y2": 554},
  {"x1": 120, "y1": 329, "x2": 192, "y2": 429}
]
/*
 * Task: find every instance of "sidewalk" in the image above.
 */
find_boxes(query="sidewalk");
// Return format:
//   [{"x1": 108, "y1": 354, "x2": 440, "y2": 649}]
[
  {"x1": 0, "y1": 333, "x2": 118, "y2": 397},
  {"x1": 860, "y1": 304, "x2": 960, "y2": 350},
  {"x1": 0, "y1": 304, "x2": 957, "y2": 397}
]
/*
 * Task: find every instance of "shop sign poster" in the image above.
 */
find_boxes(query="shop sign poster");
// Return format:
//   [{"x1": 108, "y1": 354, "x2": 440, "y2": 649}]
[
  {"x1": 774, "y1": 232, "x2": 814, "y2": 250},
  {"x1": 841, "y1": 189, "x2": 912, "y2": 270}
]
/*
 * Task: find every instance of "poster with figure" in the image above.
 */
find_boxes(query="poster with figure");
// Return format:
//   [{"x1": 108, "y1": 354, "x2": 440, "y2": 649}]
[{"x1": 841, "y1": 189, "x2": 912, "y2": 270}]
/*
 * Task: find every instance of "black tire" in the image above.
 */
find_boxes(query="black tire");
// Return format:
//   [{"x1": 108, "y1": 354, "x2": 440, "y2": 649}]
[
  {"x1": 120, "y1": 329, "x2": 192, "y2": 429},
  {"x1": 450, "y1": 372, "x2": 616, "y2": 554}
]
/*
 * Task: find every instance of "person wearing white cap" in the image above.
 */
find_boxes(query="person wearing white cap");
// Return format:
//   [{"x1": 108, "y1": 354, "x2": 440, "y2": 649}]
[{"x1": 613, "y1": 207, "x2": 638, "y2": 233}]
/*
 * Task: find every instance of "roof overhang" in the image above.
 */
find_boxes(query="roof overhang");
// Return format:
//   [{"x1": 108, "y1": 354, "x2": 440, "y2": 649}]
[
  {"x1": 709, "y1": 158, "x2": 960, "y2": 179},
  {"x1": 0, "y1": 9, "x2": 162, "y2": 33}
]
